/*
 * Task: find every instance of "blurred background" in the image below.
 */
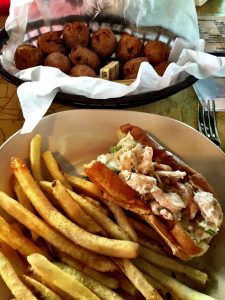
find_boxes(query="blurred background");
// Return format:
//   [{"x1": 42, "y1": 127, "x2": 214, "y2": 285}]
[{"x1": 0, "y1": 0, "x2": 10, "y2": 15}]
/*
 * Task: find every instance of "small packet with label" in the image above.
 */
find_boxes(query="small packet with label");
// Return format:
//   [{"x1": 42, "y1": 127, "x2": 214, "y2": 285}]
[{"x1": 100, "y1": 61, "x2": 120, "y2": 81}]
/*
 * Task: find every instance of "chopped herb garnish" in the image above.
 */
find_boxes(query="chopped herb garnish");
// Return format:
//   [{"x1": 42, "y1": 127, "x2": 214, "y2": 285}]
[
  {"x1": 113, "y1": 169, "x2": 120, "y2": 174},
  {"x1": 125, "y1": 173, "x2": 132, "y2": 181},
  {"x1": 110, "y1": 145, "x2": 122, "y2": 153},
  {"x1": 206, "y1": 229, "x2": 216, "y2": 236}
]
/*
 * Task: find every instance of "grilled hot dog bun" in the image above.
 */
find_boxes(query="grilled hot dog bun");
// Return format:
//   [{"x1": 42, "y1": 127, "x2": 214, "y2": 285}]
[{"x1": 84, "y1": 124, "x2": 223, "y2": 260}]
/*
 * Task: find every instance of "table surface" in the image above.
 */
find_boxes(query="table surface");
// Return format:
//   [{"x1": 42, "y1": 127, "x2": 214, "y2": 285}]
[{"x1": 0, "y1": 1, "x2": 225, "y2": 151}]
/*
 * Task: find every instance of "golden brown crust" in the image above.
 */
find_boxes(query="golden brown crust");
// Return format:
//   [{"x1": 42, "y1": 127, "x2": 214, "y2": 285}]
[
  {"x1": 91, "y1": 28, "x2": 117, "y2": 58},
  {"x1": 14, "y1": 44, "x2": 43, "y2": 70},
  {"x1": 37, "y1": 31, "x2": 66, "y2": 54},
  {"x1": 123, "y1": 57, "x2": 149, "y2": 78},
  {"x1": 69, "y1": 46, "x2": 100, "y2": 70},
  {"x1": 143, "y1": 40, "x2": 170, "y2": 66},
  {"x1": 190, "y1": 173, "x2": 215, "y2": 194},
  {"x1": 154, "y1": 61, "x2": 170, "y2": 76},
  {"x1": 70, "y1": 65, "x2": 97, "y2": 77},
  {"x1": 170, "y1": 223, "x2": 204, "y2": 256},
  {"x1": 63, "y1": 21, "x2": 89, "y2": 49},
  {"x1": 142, "y1": 215, "x2": 189, "y2": 260},
  {"x1": 85, "y1": 161, "x2": 191, "y2": 259},
  {"x1": 85, "y1": 124, "x2": 222, "y2": 259},
  {"x1": 44, "y1": 52, "x2": 71, "y2": 74},
  {"x1": 115, "y1": 33, "x2": 143, "y2": 63},
  {"x1": 84, "y1": 161, "x2": 150, "y2": 214}
]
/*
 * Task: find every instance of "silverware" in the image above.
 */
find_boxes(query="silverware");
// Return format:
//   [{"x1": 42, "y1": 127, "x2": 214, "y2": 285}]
[{"x1": 198, "y1": 100, "x2": 221, "y2": 148}]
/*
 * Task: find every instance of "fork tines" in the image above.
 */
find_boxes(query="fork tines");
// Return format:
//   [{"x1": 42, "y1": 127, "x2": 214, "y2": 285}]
[{"x1": 198, "y1": 100, "x2": 221, "y2": 148}]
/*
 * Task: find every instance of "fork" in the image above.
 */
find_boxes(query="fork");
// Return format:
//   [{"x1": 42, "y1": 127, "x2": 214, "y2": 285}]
[{"x1": 198, "y1": 100, "x2": 221, "y2": 148}]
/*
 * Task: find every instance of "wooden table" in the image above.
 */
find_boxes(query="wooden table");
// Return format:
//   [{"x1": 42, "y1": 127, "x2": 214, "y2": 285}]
[{"x1": 0, "y1": 1, "x2": 225, "y2": 150}]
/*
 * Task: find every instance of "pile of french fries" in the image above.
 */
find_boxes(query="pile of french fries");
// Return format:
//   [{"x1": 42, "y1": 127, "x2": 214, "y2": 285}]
[{"x1": 0, "y1": 134, "x2": 216, "y2": 300}]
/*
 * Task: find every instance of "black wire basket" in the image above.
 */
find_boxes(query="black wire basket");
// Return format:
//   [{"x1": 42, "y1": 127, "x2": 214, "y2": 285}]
[{"x1": 0, "y1": 15, "x2": 198, "y2": 108}]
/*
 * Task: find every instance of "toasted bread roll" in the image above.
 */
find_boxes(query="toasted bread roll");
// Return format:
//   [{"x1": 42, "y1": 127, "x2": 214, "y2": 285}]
[{"x1": 84, "y1": 124, "x2": 223, "y2": 259}]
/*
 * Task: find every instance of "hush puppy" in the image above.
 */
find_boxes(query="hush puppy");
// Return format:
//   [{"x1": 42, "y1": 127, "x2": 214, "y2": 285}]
[
  {"x1": 37, "y1": 31, "x2": 66, "y2": 54},
  {"x1": 116, "y1": 33, "x2": 143, "y2": 63},
  {"x1": 69, "y1": 46, "x2": 100, "y2": 70},
  {"x1": 123, "y1": 57, "x2": 149, "y2": 79},
  {"x1": 70, "y1": 65, "x2": 97, "y2": 77},
  {"x1": 91, "y1": 28, "x2": 117, "y2": 58},
  {"x1": 154, "y1": 61, "x2": 170, "y2": 76},
  {"x1": 63, "y1": 21, "x2": 89, "y2": 49},
  {"x1": 14, "y1": 44, "x2": 43, "y2": 70},
  {"x1": 44, "y1": 52, "x2": 71, "y2": 74},
  {"x1": 144, "y1": 40, "x2": 170, "y2": 66}
]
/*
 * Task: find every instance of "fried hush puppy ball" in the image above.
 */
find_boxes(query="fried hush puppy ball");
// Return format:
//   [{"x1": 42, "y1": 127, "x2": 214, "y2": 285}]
[
  {"x1": 69, "y1": 46, "x2": 100, "y2": 70},
  {"x1": 123, "y1": 57, "x2": 149, "y2": 79},
  {"x1": 70, "y1": 65, "x2": 97, "y2": 77},
  {"x1": 63, "y1": 21, "x2": 89, "y2": 49},
  {"x1": 116, "y1": 33, "x2": 143, "y2": 63},
  {"x1": 144, "y1": 40, "x2": 170, "y2": 66},
  {"x1": 44, "y1": 52, "x2": 71, "y2": 74},
  {"x1": 14, "y1": 44, "x2": 43, "y2": 70},
  {"x1": 91, "y1": 28, "x2": 117, "y2": 58},
  {"x1": 154, "y1": 60, "x2": 170, "y2": 76},
  {"x1": 37, "y1": 31, "x2": 66, "y2": 54}
]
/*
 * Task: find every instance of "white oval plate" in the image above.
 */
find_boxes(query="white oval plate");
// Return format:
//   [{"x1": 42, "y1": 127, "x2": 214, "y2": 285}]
[{"x1": 0, "y1": 109, "x2": 224, "y2": 299}]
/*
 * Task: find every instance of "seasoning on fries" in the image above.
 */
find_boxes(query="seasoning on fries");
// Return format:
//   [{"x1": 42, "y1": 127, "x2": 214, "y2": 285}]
[
  {"x1": 27, "y1": 253, "x2": 100, "y2": 300},
  {"x1": 0, "y1": 129, "x2": 220, "y2": 300},
  {"x1": 0, "y1": 191, "x2": 116, "y2": 272},
  {"x1": 11, "y1": 157, "x2": 139, "y2": 258},
  {"x1": 0, "y1": 250, "x2": 37, "y2": 300}
]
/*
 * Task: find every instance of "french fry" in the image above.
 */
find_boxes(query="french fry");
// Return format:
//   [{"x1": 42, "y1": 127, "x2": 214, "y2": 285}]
[
  {"x1": 0, "y1": 215, "x2": 48, "y2": 258},
  {"x1": 12, "y1": 175, "x2": 39, "y2": 241},
  {"x1": 128, "y1": 216, "x2": 173, "y2": 256},
  {"x1": 23, "y1": 275, "x2": 62, "y2": 300},
  {"x1": 65, "y1": 174, "x2": 102, "y2": 199},
  {"x1": 0, "y1": 241, "x2": 26, "y2": 276},
  {"x1": 12, "y1": 175, "x2": 34, "y2": 212},
  {"x1": 55, "y1": 262, "x2": 124, "y2": 300},
  {"x1": 10, "y1": 222, "x2": 26, "y2": 234},
  {"x1": 29, "y1": 270, "x2": 75, "y2": 300},
  {"x1": 115, "y1": 272, "x2": 137, "y2": 296},
  {"x1": 128, "y1": 216, "x2": 166, "y2": 244},
  {"x1": 58, "y1": 252, "x2": 119, "y2": 290},
  {"x1": 138, "y1": 236, "x2": 171, "y2": 255},
  {"x1": 50, "y1": 180, "x2": 104, "y2": 235},
  {"x1": 142, "y1": 214, "x2": 189, "y2": 261},
  {"x1": 0, "y1": 250, "x2": 37, "y2": 300},
  {"x1": 42, "y1": 151, "x2": 72, "y2": 189},
  {"x1": 0, "y1": 135, "x2": 215, "y2": 300},
  {"x1": 11, "y1": 158, "x2": 139, "y2": 258},
  {"x1": 103, "y1": 200, "x2": 138, "y2": 242},
  {"x1": 39, "y1": 181, "x2": 66, "y2": 211},
  {"x1": 139, "y1": 245, "x2": 208, "y2": 288},
  {"x1": 134, "y1": 257, "x2": 216, "y2": 300},
  {"x1": 114, "y1": 258, "x2": 163, "y2": 300},
  {"x1": 144, "y1": 273, "x2": 177, "y2": 300},
  {"x1": 66, "y1": 175, "x2": 111, "y2": 216},
  {"x1": 27, "y1": 253, "x2": 100, "y2": 300},
  {"x1": 84, "y1": 195, "x2": 109, "y2": 216},
  {"x1": 67, "y1": 189, "x2": 130, "y2": 240},
  {"x1": 0, "y1": 191, "x2": 116, "y2": 272},
  {"x1": 30, "y1": 134, "x2": 43, "y2": 182}
]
